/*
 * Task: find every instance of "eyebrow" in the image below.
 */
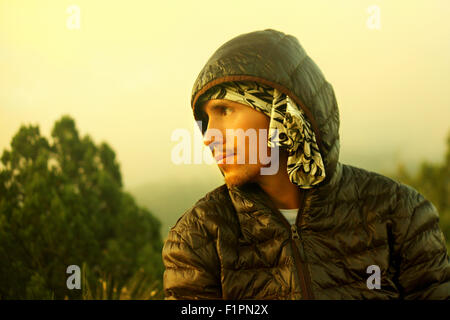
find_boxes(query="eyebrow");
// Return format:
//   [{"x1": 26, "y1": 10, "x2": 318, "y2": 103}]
[{"x1": 203, "y1": 101, "x2": 232, "y2": 114}]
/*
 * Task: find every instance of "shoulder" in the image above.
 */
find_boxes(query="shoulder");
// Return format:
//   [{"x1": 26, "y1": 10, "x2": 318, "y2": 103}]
[
  {"x1": 340, "y1": 163, "x2": 428, "y2": 198},
  {"x1": 339, "y1": 163, "x2": 438, "y2": 218},
  {"x1": 341, "y1": 163, "x2": 440, "y2": 230},
  {"x1": 339, "y1": 163, "x2": 402, "y2": 201},
  {"x1": 341, "y1": 163, "x2": 398, "y2": 190},
  {"x1": 169, "y1": 184, "x2": 238, "y2": 238}
]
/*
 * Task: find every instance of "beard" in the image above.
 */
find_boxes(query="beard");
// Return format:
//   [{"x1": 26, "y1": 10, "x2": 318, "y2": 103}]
[{"x1": 221, "y1": 164, "x2": 261, "y2": 188}]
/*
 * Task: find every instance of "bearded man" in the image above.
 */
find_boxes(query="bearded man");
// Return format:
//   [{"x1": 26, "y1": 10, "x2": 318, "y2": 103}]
[{"x1": 162, "y1": 29, "x2": 450, "y2": 299}]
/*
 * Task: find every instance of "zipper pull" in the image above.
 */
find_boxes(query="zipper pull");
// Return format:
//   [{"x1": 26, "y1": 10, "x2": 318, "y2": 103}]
[{"x1": 291, "y1": 224, "x2": 300, "y2": 240}]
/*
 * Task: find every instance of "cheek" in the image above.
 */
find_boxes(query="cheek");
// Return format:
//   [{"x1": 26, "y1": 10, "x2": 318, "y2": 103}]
[
  {"x1": 226, "y1": 110, "x2": 270, "y2": 162},
  {"x1": 242, "y1": 128, "x2": 271, "y2": 166},
  {"x1": 252, "y1": 115, "x2": 270, "y2": 161}
]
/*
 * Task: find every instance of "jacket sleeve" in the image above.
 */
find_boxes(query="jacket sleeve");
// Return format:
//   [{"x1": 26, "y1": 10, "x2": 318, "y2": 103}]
[
  {"x1": 162, "y1": 210, "x2": 222, "y2": 300},
  {"x1": 393, "y1": 184, "x2": 450, "y2": 299}
]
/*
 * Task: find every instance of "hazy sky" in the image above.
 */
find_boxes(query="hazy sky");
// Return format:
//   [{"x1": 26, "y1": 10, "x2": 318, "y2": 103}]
[{"x1": 1, "y1": 0, "x2": 449, "y2": 189}]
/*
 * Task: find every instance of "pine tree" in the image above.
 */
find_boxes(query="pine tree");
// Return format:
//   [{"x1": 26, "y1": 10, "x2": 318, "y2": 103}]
[{"x1": 0, "y1": 116, "x2": 164, "y2": 299}]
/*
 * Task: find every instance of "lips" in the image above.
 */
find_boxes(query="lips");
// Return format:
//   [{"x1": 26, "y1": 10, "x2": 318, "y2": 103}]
[{"x1": 214, "y1": 152, "x2": 235, "y2": 164}]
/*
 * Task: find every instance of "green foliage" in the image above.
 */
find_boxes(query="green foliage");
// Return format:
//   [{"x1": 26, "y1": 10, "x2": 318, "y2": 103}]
[
  {"x1": 0, "y1": 116, "x2": 164, "y2": 299},
  {"x1": 388, "y1": 131, "x2": 450, "y2": 252}
]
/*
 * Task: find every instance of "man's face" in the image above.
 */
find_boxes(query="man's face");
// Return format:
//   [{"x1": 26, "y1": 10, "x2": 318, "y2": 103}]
[{"x1": 201, "y1": 99, "x2": 274, "y2": 188}]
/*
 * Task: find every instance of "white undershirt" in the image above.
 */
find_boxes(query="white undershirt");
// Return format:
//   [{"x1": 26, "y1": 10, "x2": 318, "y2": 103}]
[{"x1": 278, "y1": 208, "x2": 299, "y2": 225}]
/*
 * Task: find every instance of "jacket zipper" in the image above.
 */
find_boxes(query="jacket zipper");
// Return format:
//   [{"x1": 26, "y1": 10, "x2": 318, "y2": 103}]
[{"x1": 274, "y1": 190, "x2": 314, "y2": 299}]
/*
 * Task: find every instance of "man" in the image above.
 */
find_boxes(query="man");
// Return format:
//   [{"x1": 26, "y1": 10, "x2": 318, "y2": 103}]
[{"x1": 162, "y1": 29, "x2": 449, "y2": 299}]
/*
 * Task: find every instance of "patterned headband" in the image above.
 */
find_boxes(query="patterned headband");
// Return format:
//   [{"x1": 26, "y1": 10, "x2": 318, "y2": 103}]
[{"x1": 197, "y1": 81, "x2": 326, "y2": 188}]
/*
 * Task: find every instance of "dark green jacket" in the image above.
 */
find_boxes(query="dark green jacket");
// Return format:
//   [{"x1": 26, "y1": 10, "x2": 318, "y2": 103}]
[{"x1": 162, "y1": 29, "x2": 450, "y2": 299}]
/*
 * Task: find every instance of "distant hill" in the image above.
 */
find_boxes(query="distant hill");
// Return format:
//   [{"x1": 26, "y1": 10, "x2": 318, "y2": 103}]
[{"x1": 128, "y1": 173, "x2": 223, "y2": 240}]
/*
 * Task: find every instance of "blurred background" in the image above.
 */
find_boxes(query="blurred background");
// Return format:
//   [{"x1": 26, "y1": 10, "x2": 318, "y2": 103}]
[{"x1": 0, "y1": 0, "x2": 449, "y2": 299}]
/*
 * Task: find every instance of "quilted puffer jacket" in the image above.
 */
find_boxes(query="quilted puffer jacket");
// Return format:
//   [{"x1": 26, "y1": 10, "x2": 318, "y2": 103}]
[{"x1": 162, "y1": 29, "x2": 450, "y2": 299}]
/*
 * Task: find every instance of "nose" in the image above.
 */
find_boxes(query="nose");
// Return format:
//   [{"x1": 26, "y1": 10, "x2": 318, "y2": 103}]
[
  {"x1": 202, "y1": 121, "x2": 224, "y2": 153},
  {"x1": 203, "y1": 128, "x2": 221, "y2": 151}
]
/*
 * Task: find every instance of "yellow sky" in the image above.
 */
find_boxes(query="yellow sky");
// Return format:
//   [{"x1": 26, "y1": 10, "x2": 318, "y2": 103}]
[{"x1": 1, "y1": 0, "x2": 449, "y2": 188}]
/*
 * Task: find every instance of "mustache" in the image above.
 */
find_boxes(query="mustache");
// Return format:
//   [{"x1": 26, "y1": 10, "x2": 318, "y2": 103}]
[
  {"x1": 208, "y1": 141, "x2": 234, "y2": 153},
  {"x1": 208, "y1": 142, "x2": 237, "y2": 162}
]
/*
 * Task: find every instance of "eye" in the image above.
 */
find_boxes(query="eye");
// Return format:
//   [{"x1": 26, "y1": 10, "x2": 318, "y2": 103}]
[{"x1": 218, "y1": 105, "x2": 232, "y2": 116}]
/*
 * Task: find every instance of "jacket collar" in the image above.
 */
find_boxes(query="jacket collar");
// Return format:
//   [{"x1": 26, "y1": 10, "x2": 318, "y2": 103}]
[{"x1": 227, "y1": 162, "x2": 343, "y2": 222}]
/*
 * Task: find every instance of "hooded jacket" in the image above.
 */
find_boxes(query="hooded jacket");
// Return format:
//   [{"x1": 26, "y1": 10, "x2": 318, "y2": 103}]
[{"x1": 162, "y1": 29, "x2": 450, "y2": 299}]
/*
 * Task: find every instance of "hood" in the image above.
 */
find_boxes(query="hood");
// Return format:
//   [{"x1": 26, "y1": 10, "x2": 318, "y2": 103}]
[{"x1": 191, "y1": 29, "x2": 341, "y2": 185}]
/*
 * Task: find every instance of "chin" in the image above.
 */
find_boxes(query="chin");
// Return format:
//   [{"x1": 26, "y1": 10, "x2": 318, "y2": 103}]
[
  {"x1": 222, "y1": 165, "x2": 261, "y2": 188},
  {"x1": 224, "y1": 174, "x2": 246, "y2": 188}
]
